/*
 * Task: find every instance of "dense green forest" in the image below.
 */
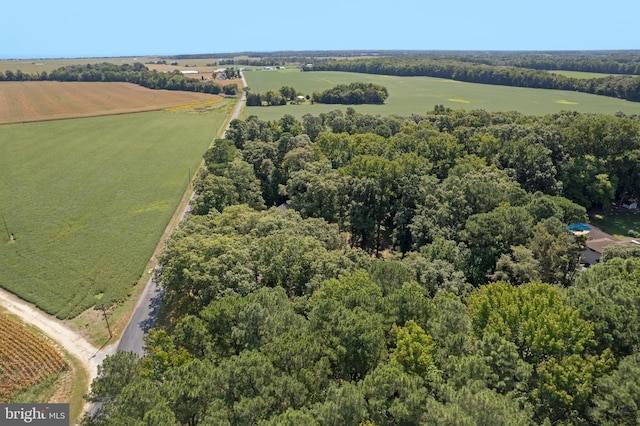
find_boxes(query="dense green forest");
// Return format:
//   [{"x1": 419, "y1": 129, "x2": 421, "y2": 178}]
[{"x1": 83, "y1": 106, "x2": 640, "y2": 425}]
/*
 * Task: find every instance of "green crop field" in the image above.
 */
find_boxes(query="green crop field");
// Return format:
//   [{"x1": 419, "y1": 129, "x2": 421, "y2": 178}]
[
  {"x1": 547, "y1": 70, "x2": 626, "y2": 79},
  {"x1": 0, "y1": 109, "x2": 227, "y2": 318},
  {"x1": 243, "y1": 69, "x2": 640, "y2": 120}
]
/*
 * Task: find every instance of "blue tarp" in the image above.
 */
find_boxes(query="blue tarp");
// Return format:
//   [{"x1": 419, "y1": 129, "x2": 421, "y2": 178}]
[{"x1": 568, "y1": 223, "x2": 591, "y2": 231}]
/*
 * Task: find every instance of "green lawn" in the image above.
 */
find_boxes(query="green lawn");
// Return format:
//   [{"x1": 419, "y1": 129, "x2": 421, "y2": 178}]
[
  {"x1": 0, "y1": 109, "x2": 228, "y2": 318},
  {"x1": 243, "y1": 69, "x2": 640, "y2": 120},
  {"x1": 546, "y1": 70, "x2": 629, "y2": 79},
  {"x1": 590, "y1": 211, "x2": 640, "y2": 239}
]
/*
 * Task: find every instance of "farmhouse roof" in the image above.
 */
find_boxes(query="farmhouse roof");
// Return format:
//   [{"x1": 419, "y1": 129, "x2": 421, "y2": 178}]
[
  {"x1": 584, "y1": 226, "x2": 636, "y2": 253},
  {"x1": 586, "y1": 237, "x2": 620, "y2": 254}
]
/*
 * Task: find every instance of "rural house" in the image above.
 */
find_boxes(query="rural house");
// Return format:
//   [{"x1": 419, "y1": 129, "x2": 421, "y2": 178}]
[{"x1": 570, "y1": 224, "x2": 636, "y2": 265}]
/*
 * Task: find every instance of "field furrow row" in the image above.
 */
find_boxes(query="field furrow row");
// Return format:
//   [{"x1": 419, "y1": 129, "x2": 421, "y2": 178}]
[{"x1": 0, "y1": 314, "x2": 66, "y2": 401}]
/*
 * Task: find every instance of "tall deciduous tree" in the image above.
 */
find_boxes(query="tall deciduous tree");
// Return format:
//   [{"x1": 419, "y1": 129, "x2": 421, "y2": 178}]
[
  {"x1": 566, "y1": 257, "x2": 640, "y2": 356},
  {"x1": 561, "y1": 155, "x2": 617, "y2": 209},
  {"x1": 191, "y1": 174, "x2": 239, "y2": 215},
  {"x1": 252, "y1": 234, "x2": 326, "y2": 297},
  {"x1": 590, "y1": 353, "x2": 640, "y2": 425},
  {"x1": 411, "y1": 165, "x2": 527, "y2": 243},
  {"x1": 283, "y1": 160, "x2": 347, "y2": 223},
  {"x1": 529, "y1": 217, "x2": 583, "y2": 285},
  {"x1": 221, "y1": 159, "x2": 266, "y2": 210},
  {"x1": 466, "y1": 281, "x2": 614, "y2": 423},
  {"x1": 390, "y1": 320, "x2": 436, "y2": 377},
  {"x1": 157, "y1": 232, "x2": 257, "y2": 312},
  {"x1": 308, "y1": 271, "x2": 386, "y2": 381},
  {"x1": 466, "y1": 281, "x2": 596, "y2": 364},
  {"x1": 341, "y1": 155, "x2": 399, "y2": 254},
  {"x1": 360, "y1": 361, "x2": 431, "y2": 425},
  {"x1": 461, "y1": 205, "x2": 534, "y2": 283}
]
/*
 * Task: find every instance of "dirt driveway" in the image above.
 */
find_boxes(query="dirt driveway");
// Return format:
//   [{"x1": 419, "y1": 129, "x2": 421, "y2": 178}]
[{"x1": 0, "y1": 288, "x2": 115, "y2": 411}]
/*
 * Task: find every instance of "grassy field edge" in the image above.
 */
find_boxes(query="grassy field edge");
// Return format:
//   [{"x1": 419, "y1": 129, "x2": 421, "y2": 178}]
[{"x1": 65, "y1": 99, "x2": 238, "y2": 346}]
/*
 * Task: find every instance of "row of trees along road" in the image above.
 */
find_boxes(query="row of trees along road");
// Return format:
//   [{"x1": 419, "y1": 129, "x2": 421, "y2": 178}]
[{"x1": 84, "y1": 106, "x2": 640, "y2": 426}]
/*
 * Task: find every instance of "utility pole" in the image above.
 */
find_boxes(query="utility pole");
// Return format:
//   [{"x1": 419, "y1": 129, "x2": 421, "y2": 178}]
[
  {"x1": 102, "y1": 306, "x2": 112, "y2": 339},
  {"x1": 2, "y1": 215, "x2": 10, "y2": 241}
]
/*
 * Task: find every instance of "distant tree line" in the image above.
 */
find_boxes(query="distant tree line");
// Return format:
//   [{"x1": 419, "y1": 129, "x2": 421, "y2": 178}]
[
  {"x1": 0, "y1": 62, "x2": 239, "y2": 96},
  {"x1": 246, "y1": 86, "x2": 301, "y2": 106},
  {"x1": 161, "y1": 50, "x2": 640, "y2": 63},
  {"x1": 303, "y1": 57, "x2": 640, "y2": 102},
  {"x1": 66, "y1": 50, "x2": 640, "y2": 75},
  {"x1": 450, "y1": 51, "x2": 640, "y2": 75},
  {"x1": 160, "y1": 50, "x2": 407, "y2": 61},
  {"x1": 219, "y1": 58, "x2": 293, "y2": 67},
  {"x1": 246, "y1": 82, "x2": 388, "y2": 106}
]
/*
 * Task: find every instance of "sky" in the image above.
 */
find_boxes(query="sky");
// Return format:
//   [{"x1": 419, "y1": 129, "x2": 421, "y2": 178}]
[{"x1": 2, "y1": 0, "x2": 639, "y2": 59}]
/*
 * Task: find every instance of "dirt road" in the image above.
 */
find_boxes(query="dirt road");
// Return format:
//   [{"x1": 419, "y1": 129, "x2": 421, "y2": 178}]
[
  {"x1": 223, "y1": 71, "x2": 247, "y2": 137},
  {"x1": 0, "y1": 288, "x2": 115, "y2": 412}
]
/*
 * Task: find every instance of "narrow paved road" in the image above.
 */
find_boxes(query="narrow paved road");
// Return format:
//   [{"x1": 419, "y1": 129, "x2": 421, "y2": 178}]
[
  {"x1": 223, "y1": 71, "x2": 247, "y2": 138},
  {"x1": 115, "y1": 277, "x2": 164, "y2": 355},
  {"x1": 117, "y1": 71, "x2": 246, "y2": 355}
]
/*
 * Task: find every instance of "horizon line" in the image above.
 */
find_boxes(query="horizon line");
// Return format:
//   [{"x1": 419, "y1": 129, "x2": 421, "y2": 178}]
[{"x1": 3, "y1": 48, "x2": 640, "y2": 61}]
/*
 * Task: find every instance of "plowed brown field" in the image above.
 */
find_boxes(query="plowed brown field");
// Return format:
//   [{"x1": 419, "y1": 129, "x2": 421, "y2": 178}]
[{"x1": 0, "y1": 81, "x2": 221, "y2": 124}]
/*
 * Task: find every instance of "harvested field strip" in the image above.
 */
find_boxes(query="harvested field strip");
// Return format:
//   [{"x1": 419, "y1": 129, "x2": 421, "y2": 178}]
[
  {"x1": 0, "y1": 313, "x2": 67, "y2": 401},
  {"x1": 0, "y1": 81, "x2": 222, "y2": 124}
]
